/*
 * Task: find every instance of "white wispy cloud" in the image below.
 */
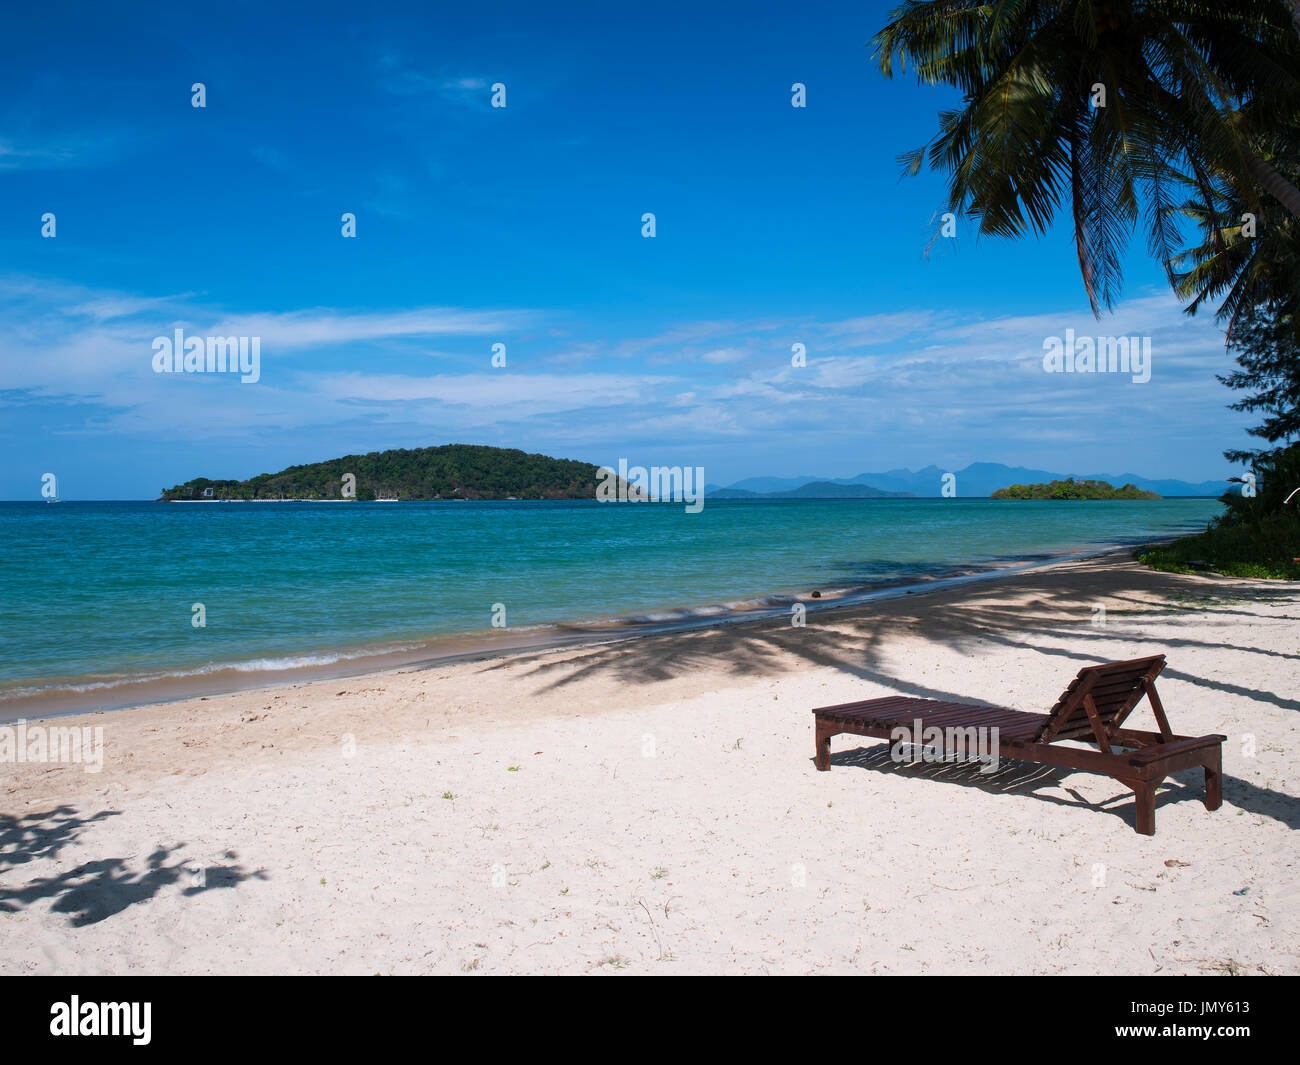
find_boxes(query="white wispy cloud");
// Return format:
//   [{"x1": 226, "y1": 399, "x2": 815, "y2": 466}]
[
  {"x1": 204, "y1": 307, "x2": 532, "y2": 348},
  {"x1": 376, "y1": 54, "x2": 495, "y2": 110},
  {"x1": 0, "y1": 131, "x2": 127, "y2": 170},
  {"x1": 311, "y1": 370, "x2": 672, "y2": 417},
  {"x1": 0, "y1": 276, "x2": 1249, "y2": 478}
]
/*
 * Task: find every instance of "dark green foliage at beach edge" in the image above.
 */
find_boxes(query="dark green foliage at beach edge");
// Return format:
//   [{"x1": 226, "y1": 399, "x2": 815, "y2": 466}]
[
  {"x1": 1138, "y1": 445, "x2": 1300, "y2": 580},
  {"x1": 991, "y1": 478, "x2": 1160, "y2": 500},
  {"x1": 1138, "y1": 519, "x2": 1300, "y2": 580},
  {"x1": 160, "y1": 444, "x2": 605, "y2": 501}
]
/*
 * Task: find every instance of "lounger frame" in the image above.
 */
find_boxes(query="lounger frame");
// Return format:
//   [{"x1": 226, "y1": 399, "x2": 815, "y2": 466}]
[{"x1": 812, "y1": 655, "x2": 1224, "y2": 835}]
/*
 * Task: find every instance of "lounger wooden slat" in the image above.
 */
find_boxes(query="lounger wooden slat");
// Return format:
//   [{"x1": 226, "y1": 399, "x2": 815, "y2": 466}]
[
  {"x1": 824, "y1": 698, "x2": 1045, "y2": 738},
  {"x1": 897, "y1": 707, "x2": 980, "y2": 729},
  {"x1": 811, "y1": 654, "x2": 1225, "y2": 835}
]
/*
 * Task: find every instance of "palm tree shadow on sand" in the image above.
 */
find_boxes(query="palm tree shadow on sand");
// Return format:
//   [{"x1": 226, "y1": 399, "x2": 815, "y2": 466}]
[
  {"x1": 471, "y1": 559, "x2": 1300, "y2": 832},
  {"x1": 0, "y1": 805, "x2": 266, "y2": 928}
]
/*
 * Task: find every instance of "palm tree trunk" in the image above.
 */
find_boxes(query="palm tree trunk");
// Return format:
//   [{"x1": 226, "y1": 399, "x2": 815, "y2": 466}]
[{"x1": 1244, "y1": 148, "x2": 1300, "y2": 219}]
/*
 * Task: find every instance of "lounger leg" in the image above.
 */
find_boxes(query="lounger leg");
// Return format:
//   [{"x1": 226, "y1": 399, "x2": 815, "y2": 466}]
[
  {"x1": 1132, "y1": 782, "x2": 1157, "y2": 836},
  {"x1": 1204, "y1": 749, "x2": 1223, "y2": 812},
  {"x1": 815, "y1": 724, "x2": 833, "y2": 771}
]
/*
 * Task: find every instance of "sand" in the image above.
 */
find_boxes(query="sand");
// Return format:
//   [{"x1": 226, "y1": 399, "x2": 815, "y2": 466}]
[{"x1": 2, "y1": 553, "x2": 1297, "y2": 975}]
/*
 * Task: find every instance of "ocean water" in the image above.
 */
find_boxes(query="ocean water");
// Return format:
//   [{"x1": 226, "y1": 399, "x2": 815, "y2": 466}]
[{"x1": 0, "y1": 497, "x2": 1222, "y2": 709}]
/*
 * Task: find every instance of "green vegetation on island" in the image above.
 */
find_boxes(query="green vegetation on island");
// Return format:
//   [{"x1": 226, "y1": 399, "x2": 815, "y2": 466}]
[
  {"x1": 159, "y1": 444, "x2": 606, "y2": 501},
  {"x1": 991, "y1": 479, "x2": 1161, "y2": 501}
]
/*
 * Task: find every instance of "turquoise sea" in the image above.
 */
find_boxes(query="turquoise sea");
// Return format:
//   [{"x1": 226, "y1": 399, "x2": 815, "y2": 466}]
[{"x1": 0, "y1": 497, "x2": 1223, "y2": 714}]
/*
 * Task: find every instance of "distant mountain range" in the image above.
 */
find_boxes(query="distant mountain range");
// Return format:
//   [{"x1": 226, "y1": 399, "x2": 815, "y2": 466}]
[
  {"x1": 706, "y1": 480, "x2": 914, "y2": 500},
  {"x1": 706, "y1": 462, "x2": 1232, "y2": 499},
  {"x1": 160, "y1": 448, "x2": 1233, "y2": 503}
]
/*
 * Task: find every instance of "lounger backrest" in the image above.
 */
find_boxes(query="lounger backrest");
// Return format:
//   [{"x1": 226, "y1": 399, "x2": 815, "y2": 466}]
[{"x1": 1033, "y1": 655, "x2": 1166, "y2": 744}]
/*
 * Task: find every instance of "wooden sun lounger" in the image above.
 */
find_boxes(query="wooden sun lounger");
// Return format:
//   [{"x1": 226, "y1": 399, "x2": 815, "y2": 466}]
[{"x1": 812, "y1": 655, "x2": 1224, "y2": 835}]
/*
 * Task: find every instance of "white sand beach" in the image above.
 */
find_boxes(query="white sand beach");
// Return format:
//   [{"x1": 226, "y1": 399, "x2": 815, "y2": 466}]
[{"x1": 2, "y1": 553, "x2": 1297, "y2": 975}]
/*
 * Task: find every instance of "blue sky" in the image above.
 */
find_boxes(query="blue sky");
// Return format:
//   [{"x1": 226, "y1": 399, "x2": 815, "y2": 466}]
[{"x1": 0, "y1": 0, "x2": 1256, "y2": 498}]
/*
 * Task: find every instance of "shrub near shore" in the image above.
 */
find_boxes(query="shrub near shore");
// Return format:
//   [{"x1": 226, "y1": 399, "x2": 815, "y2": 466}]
[{"x1": 1140, "y1": 445, "x2": 1300, "y2": 580}]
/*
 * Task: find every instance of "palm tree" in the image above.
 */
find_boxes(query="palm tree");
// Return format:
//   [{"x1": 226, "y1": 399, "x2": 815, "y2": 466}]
[
  {"x1": 874, "y1": 0, "x2": 1300, "y2": 315},
  {"x1": 1168, "y1": 140, "x2": 1300, "y2": 337}
]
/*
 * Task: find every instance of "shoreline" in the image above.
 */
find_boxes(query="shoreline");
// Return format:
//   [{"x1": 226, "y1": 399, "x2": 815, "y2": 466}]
[
  {"x1": 0, "y1": 539, "x2": 1176, "y2": 724},
  {"x1": 3, "y1": 551, "x2": 1296, "y2": 974}
]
